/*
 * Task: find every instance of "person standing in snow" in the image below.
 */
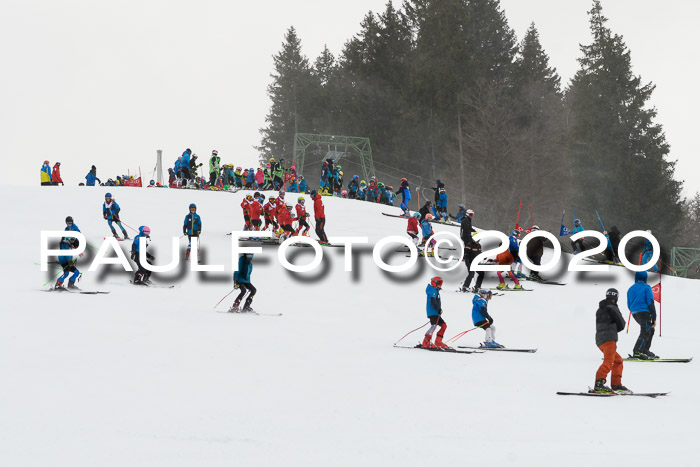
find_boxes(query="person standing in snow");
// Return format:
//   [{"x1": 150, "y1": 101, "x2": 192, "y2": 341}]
[
  {"x1": 52, "y1": 162, "x2": 64, "y2": 185},
  {"x1": 131, "y1": 226, "x2": 154, "y2": 285},
  {"x1": 183, "y1": 203, "x2": 202, "y2": 260},
  {"x1": 459, "y1": 209, "x2": 476, "y2": 244},
  {"x1": 570, "y1": 219, "x2": 586, "y2": 253},
  {"x1": 209, "y1": 150, "x2": 220, "y2": 187},
  {"x1": 436, "y1": 188, "x2": 448, "y2": 222},
  {"x1": 603, "y1": 225, "x2": 621, "y2": 263},
  {"x1": 472, "y1": 289, "x2": 502, "y2": 348},
  {"x1": 421, "y1": 276, "x2": 449, "y2": 349},
  {"x1": 508, "y1": 229, "x2": 525, "y2": 278},
  {"x1": 494, "y1": 250, "x2": 523, "y2": 291},
  {"x1": 310, "y1": 190, "x2": 329, "y2": 244},
  {"x1": 85, "y1": 165, "x2": 102, "y2": 186},
  {"x1": 525, "y1": 226, "x2": 546, "y2": 279},
  {"x1": 460, "y1": 238, "x2": 484, "y2": 293},
  {"x1": 103, "y1": 192, "x2": 129, "y2": 240},
  {"x1": 406, "y1": 212, "x2": 420, "y2": 245},
  {"x1": 641, "y1": 231, "x2": 660, "y2": 273},
  {"x1": 40, "y1": 161, "x2": 53, "y2": 186},
  {"x1": 398, "y1": 178, "x2": 411, "y2": 217},
  {"x1": 627, "y1": 271, "x2": 658, "y2": 360},
  {"x1": 592, "y1": 288, "x2": 630, "y2": 394},
  {"x1": 230, "y1": 253, "x2": 256, "y2": 312},
  {"x1": 295, "y1": 197, "x2": 310, "y2": 236},
  {"x1": 55, "y1": 216, "x2": 82, "y2": 290}
]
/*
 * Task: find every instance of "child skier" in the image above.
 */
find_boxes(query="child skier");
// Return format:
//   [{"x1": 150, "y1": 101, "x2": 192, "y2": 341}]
[
  {"x1": 249, "y1": 193, "x2": 263, "y2": 231},
  {"x1": 131, "y1": 226, "x2": 154, "y2": 285},
  {"x1": 627, "y1": 271, "x2": 658, "y2": 360},
  {"x1": 263, "y1": 195, "x2": 279, "y2": 232},
  {"x1": 295, "y1": 197, "x2": 311, "y2": 236},
  {"x1": 348, "y1": 175, "x2": 360, "y2": 199},
  {"x1": 508, "y1": 229, "x2": 525, "y2": 278},
  {"x1": 103, "y1": 193, "x2": 129, "y2": 240},
  {"x1": 571, "y1": 219, "x2": 586, "y2": 253},
  {"x1": 495, "y1": 250, "x2": 523, "y2": 290},
  {"x1": 398, "y1": 178, "x2": 411, "y2": 217},
  {"x1": 421, "y1": 276, "x2": 449, "y2": 349},
  {"x1": 592, "y1": 288, "x2": 631, "y2": 394},
  {"x1": 277, "y1": 205, "x2": 296, "y2": 241},
  {"x1": 407, "y1": 212, "x2": 420, "y2": 245},
  {"x1": 641, "y1": 231, "x2": 660, "y2": 272},
  {"x1": 472, "y1": 289, "x2": 501, "y2": 348},
  {"x1": 241, "y1": 195, "x2": 252, "y2": 231},
  {"x1": 183, "y1": 203, "x2": 202, "y2": 260},
  {"x1": 436, "y1": 188, "x2": 448, "y2": 221},
  {"x1": 55, "y1": 216, "x2": 82, "y2": 290},
  {"x1": 419, "y1": 213, "x2": 436, "y2": 256},
  {"x1": 230, "y1": 253, "x2": 257, "y2": 312}
]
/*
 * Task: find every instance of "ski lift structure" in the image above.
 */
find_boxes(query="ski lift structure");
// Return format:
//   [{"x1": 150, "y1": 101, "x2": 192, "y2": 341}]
[{"x1": 292, "y1": 133, "x2": 375, "y2": 182}]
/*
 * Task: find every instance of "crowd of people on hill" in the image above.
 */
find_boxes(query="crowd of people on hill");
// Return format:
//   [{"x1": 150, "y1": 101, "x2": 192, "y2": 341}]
[{"x1": 40, "y1": 161, "x2": 146, "y2": 187}]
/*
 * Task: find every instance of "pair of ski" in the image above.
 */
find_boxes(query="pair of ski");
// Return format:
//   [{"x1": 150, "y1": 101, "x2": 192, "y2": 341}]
[
  {"x1": 128, "y1": 280, "x2": 178, "y2": 289},
  {"x1": 393, "y1": 344, "x2": 483, "y2": 354},
  {"x1": 457, "y1": 345, "x2": 537, "y2": 353},
  {"x1": 557, "y1": 389, "x2": 669, "y2": 398},
  {"x1": 216, "y1": 309, "x2": 282, "y2": 317},
  {"x1": 520, "y1": 276, "x2": 566, "y2": 286},
  {"x1": 45, "y1": 288, "x2": 110, "y2": 295},
  {"x1": 382, "y1": 212, "x2": 460, "y2": 227},
  {"x1": 488, "y1": 286, "x2": 533, "y2": 292},
  {"x1": 625, "y1": 358, "x2": 691, "y2": 363}
]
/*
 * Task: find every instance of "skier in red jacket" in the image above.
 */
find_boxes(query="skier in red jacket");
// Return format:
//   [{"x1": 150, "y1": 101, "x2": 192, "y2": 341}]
[
  {"x1": 263, "y1": 196, "x2": 279, "y2": 232},
  {"x1": 310, "y1": 190, "x2": 328, "y2": 244},
  {"x1": 295, "y1": 197, "x2": 310, "y2": 236},
  {"x1": 407, "y1": 212, "x2": 420, "y2": 245},
  {"x1": 52, "y1": 162, "x2": 64, "y2": 185},
  {"x1": 241, "y1": 195, "x2": 252, "y2": 231},
  {"x1": 249, "y1": 195, "x2": 263, "y2": 231},
  {"x1": 277, "y1": 204, "x2": 296, "y2": 241}
]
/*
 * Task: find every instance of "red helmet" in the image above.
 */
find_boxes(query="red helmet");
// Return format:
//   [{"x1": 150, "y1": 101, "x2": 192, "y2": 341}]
[
  {"x1": 401, "y1": 177, "x2": 407, "y2": 182},
  {"x1": 430, "y1": 276, "x2": 443, "y2": 288}
]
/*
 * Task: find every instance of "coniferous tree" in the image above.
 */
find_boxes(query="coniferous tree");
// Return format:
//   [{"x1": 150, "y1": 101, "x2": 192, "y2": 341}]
[
  {"x1": 258, "y1": 27, "x2": 314, "y2": 161},
  {"x1": 566, "y1": 1, "x2": 682, "y2": 244}
]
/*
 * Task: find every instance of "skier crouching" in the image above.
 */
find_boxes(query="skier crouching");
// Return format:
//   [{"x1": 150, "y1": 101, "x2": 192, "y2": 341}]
[
  {"x1": 472, "y1": 289, "x2": 502, "y2": 348},
  {"x1": 421, "y1": 276, "x2": 449, "y2": 349},
  {"x1": 131, "y1": 226, "x2": 154, "y2": 285},
  {"x1": 230, "y1": 253, "x2": 256, "y2": 313}
]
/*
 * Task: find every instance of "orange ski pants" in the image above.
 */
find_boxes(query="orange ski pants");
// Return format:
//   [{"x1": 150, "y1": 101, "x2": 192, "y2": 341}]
[{"x1": 596, "y1": 341, "x2": 623, "y2": 385}]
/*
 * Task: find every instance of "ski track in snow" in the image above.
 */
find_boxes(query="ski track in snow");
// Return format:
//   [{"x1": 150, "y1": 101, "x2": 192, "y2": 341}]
[{"x1": 0, "y1": 185, "x2": 697, "y2": 466}]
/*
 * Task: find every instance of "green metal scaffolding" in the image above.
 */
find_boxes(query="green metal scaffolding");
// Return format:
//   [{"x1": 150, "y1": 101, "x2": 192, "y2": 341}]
[
  {"x1": 292, "y1": 133, "x2": 375, "y2": 182},
  {"x1": 670, "y1": 247, "x2": 700, "y2": 278}
]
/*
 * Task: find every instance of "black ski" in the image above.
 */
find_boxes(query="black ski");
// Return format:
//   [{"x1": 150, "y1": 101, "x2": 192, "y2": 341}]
[
  {"x1": 129, "y1": 280, "x2": 178, "y2": 288},
  {"x1": 45, "y1": 288, "x2": 110, "y2": 294},
  {"x1": 522, "y1": 276, "x2": 566, "y2": 286},
  {"x1": 216, "y1": 310, "x2": 282, "y2": 316},
  {"x1": 557, "y1": 390, "x2": 669, "y2": 398},
  {"x1": 488, "y1": 287, "x2": 532, "y2": 292},
  {"x1": 393, "y1": 344, "x2": 482, "y2": 354},
  {"x1": 450, "y1": 289, "x2": 504, "y2": 296},
  {"x1": 458, "y1": 345, "x2": 536, "y2": 353},
  {"x1": 624, "y1": 358, "x2": 693, "y2": 363}
]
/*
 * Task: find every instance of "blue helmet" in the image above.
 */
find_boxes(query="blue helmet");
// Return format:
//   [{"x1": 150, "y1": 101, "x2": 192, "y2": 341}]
[
  {"x1": 105, "y1": 192, "x2": 112, "y2": 198},
  {"x1": 189, "y1": 203, "x2": 196, "y2": 210},
  {"x1": 412, "y1": 212, "x2": 421, "y2": 218},
  {"x1": 353, "y1": 175, "x2": 359, "y2": 180},
  {"x1": 574, "y1": 219, "x2": 581, "y2": 226},
  {"x1": 511, "y1": 229, "x2": 519, "y2": 236}
]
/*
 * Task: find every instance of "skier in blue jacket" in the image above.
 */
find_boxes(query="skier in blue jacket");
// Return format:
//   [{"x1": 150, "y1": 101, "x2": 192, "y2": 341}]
[
  {"x1": 472, "y1": 289, "x2": 501, "y2": 348},
  {"x1": 85, "y1": 165, "x2": 101, "y2": 186},
  {"x1": 421, "y1": 276, "x2": 448, "y2": 349},
  {"x1": 230, "y1": 253, "x2": 256, "y2": 312},
  {"x1": 509, "y1": 229, "x2": 525, "y2": 278},
  {"x1": 130, "y1": 226, "x2": 154, "y2": 285},
  {"x1": 103, "y1": 193, "x2": 129, "y2": 239},
  {"x1": 55, "y1": 216, "x2": 82, "y2": 289},
  {"x1": 398, "y1": 178, "x2": 411, "y2": 216},
  {"x1": 570, "y1": 219, "x2": 586, "y2": 253},
  {"x1": 436, "y1": 188, "x2": 448, "y2": 221},
  {"x1": 183, "y1": 203, "x2": 202, "y2": 260},
  {"x1": 641, "y1": 231, "x2": 659, "y2": 273},
  {"x1": 348, "y1": 175, "x2": 360, "y2": 199},
  {"x1": 627, "y1": 270, "x2": 658, "y2": 359}
]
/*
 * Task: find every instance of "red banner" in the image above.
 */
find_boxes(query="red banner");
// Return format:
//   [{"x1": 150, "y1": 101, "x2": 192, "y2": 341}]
[
  {"x1": 651, "y1": 282, "x2": 661, "y2": 303},
  {"x1": 122, "y1": 177, "x2": 142, "y2": 187}
]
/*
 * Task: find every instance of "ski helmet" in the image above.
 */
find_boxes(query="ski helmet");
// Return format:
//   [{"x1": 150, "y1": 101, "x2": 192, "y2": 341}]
[
  {"x1": 466, "y1": 209, "x2": 474, "y2": 216},
  {"x1": 353, "y1": 175, "x2": 359, "y2": 180},
  {"x1": 269, "y1": 157, "x2": 275, "y2": 162},
  {"x1": 412, "y1": 212, "x2": 421, "y2": 219},
  {"x1": 259, "y1": 194, "x2": 266, "y2": 201},
  {"x1": 360, "y1": 181, "x2": 366, "y2": 186},
  {"x1": 142, "y1": 226, "x2": 151, "y2": 235},
  {"x1": 149, "y1": 180, "x2": 155, "y2": 186},
  {"x1": 290, "y1": 166, "x2": 296, "y2": 171},
  {"x1": 212, "y1": 149, "x2": 218, "y2": 155},
  {"x1": 43, "y1": 160, "x2": 49, "y2": 164},
  {"x1": 65, "y1": 216, "x2": 74, "y2": 225},
  {"x1": 457, "y1": 204, "x2": 465, "y2": 210},
  {"x1": 479, "y1": 289, "x2": 493, "y2": 300},
  {"x1": 511, "y1": 229, "x2": 519, "y2": 236},
  {"x1": 105, "y1": 192, "x2": 112, "y2": 198},
  {"x1": 401, "y1": 177, "x2": 407, "y2": 183},
  {"x1": 189, "y1": 203, "x2": 197, "y2": 210},
  {"x1": 425, "y1": 214, "x2": 434, "y2": 221},
  {"x1": 310, "y1": 190, "x2": 317, "y2": 197},
  {"x1": 387, "y1": 186, "x2": 393, "y2": 191},
  {"x1": 531, "y1": 225, "x2": 540, "y2": 231},
  {"x1": 378, "y1": 182, "x2": 384, "y2": 188},
  {"x1": 606, "y1": 288, "x2": 619, "y2": 300},
  {"x1": 574, "y1": 219, "x2": 581, "y2": 226},
  {"x1": 286, "y1": 204, "x2": 293, "y2": 210},
  {"x1": 244, "y1": 252, "x2": 254, "y2": 259},
  {"x1": 298, "y1": 197, "x2": 305, "y2": 203},
  {"x1": 246, "y1": 194, "x2": 253, "y2": 201},
  {"x1": 254, "y1": 191, "x2": 260, "y2": 197},
  {"x1": 55, "y1": 162, "x2": 61, "y2": 166},
  {"x1": 269, "y1": 196, "x2": 276, "y2": 201},
  {"x1": 430, "y1": 276, "x2": 443, "y2": 288}
]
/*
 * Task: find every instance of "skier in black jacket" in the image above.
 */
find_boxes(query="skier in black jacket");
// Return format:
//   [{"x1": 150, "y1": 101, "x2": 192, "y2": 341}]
[
  {"x1": 592, "y1": 288, "x2": 630, "y2": 394},
  {"x1": 459, "y1": 209, "x2": 475, "y2": 246},
  {"x1": 604, "y1": 225, "x2": 622, "y2": 263}
]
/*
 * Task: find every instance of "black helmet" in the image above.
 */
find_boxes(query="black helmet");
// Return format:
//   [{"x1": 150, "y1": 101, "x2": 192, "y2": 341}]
[
  {"x1": 65, "y1": 216, "x2": 74, "y2": 224},
  {"x1": 606, "y1": 288, "x2": 619, "y2": 299}
]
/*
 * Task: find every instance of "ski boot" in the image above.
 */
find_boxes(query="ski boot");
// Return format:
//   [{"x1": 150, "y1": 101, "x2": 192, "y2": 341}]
[
  {"x1": 420, "y1": 335, "x2": 433, "y2": 348},
  {"x1": 241, "y1": 306, "x2": 255, "y2": 313},
  {"x1": 645, "y1": 351, "x2": 659, "y2": 360},
  {"x1": 515, "y1": 272, "x2": 527, "y2": 279},
  {"x1": 513, "y1": 284, "x2": 523, "y2": 290},
  {"x1": 433, "y1": 335, "x2": 450, "y2": 350},
  {"x1": 122, "y1": 231, "x2": 130, "y2": 240},
  {"x1": 484, "y1": 341, "x2": 502, "y2": 348},
  {"x1": 590, "y1": 378, "x2": 612, "y2": 394},
  {"x1": 497, "y1": 283, "x2": 509, "y2": 290},
  {"x1": 67, "y1": 280, "x2": 80, "y2": 290},
  {"x1": 228, "y1": 299, "x2": 241, "y2": 313},
  {"x1": 611, "y1": 384, "x2": 633, "y2": 395},
  {"x1": 112, "y1": 232, "x2": 121, "y2": 240},
  {"x1": 631, "y1": 352, "x2": 651, "y2": 360},
  {"x1": 186, "y1": 250, "x2": 191, "y2": 260},
  {"x1": 54, "y1": 279, "x2": 65, "y2": 290}
]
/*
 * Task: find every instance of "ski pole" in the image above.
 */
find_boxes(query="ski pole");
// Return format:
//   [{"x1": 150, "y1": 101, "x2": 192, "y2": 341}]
[
  {"x1": 213, "y1": 289, "x2": 235, "y2": 310},
  {"x1": 626, "y1": 311, "x2": 632, "y2": 333},
  {"x1": 394, "y1": 321, "x2": 429, "y2": 345},
  {"x1": 43, "y1": 268, "x2": 66, "y2": 288},
  {"x1": 120, "y1": 221, "x2": 140, "y2": 233},
  {"x1": 446, "y1": 323, "x2": 484, "y2": 344}
]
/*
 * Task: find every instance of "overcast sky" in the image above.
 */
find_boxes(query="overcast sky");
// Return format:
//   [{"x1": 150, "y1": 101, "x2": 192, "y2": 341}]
[{"x1": 3, "y1": 0, "x2": 698, "y2": 197}]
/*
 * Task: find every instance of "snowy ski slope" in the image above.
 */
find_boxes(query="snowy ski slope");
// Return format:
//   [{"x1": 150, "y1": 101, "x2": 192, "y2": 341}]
[{"x1": 0, "y1": 185, "x2": 698, "y2": 466}]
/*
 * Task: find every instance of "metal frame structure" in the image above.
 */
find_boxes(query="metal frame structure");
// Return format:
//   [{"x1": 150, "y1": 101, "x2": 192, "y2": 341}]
[
  {"x1": 292, "y1": 133, "x2": 375, "y2": 182},
  {"x1": 670, "y1": 247, "x2": 700, "y2": 278}
]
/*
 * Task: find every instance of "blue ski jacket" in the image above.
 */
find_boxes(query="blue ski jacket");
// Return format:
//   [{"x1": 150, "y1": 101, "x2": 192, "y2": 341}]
[
  {"x1": 437, "y1": 192, "x2": 447, "y2": 208},
  {"x1": 509, "y1": 235, "x2": 520, "y2": 253},
  {"x1": 472, "y1": 295, "x2": 489, "y2": 325},
  {"x1": 103, "y1": 200, "x2": 121, "y2": 220},
  {"x1": 425, "y1": 284, "x2": 441, "y2": 317},
  {"x1": 183, "y1": 212, "x2": 202, "y2": 235},
  {"x1": 234, "y1": 256, "x2": 252, "y2": 283},
  {"x1": 627, "y1": 270, "x2": 656, "y2": 320}
]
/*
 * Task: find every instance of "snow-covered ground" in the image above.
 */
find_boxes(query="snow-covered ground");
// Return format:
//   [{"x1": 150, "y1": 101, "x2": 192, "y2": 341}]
[{"x1": 1, "y1": 185, "x2": 697, "y2": 466}]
